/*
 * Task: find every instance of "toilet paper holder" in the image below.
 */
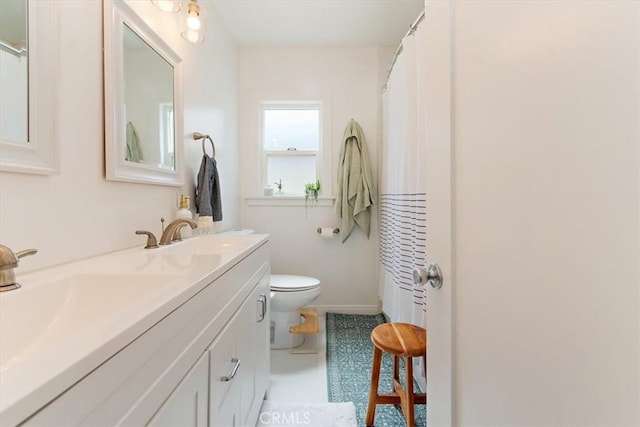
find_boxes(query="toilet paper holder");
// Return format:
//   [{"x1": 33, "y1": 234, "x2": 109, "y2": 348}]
[{"x1": 317, "y1": 228, "x2": 339, "y2": 234}]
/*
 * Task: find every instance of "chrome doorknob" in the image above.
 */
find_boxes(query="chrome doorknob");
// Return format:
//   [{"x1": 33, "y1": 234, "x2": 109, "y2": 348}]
[{"x1": 413, "y1": 264, "x2": 443, "y2": 289}]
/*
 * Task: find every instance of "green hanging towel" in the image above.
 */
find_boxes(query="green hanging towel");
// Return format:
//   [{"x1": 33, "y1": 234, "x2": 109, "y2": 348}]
[{"x1": 336, "y1": 119, "x2": 375, "y2": 243}]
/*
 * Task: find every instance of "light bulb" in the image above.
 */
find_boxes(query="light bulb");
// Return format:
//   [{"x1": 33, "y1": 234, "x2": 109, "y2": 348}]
[
  {"x1": 186, "y1": 15, "x2": 201, "y2": 30},
  {"x1": 185, "y1": 30, "x2": 200, "y2": 43},
  {"x1": 157, "y1": 1, "x2": 174, "y2": 12},
  {"x1": 152, "y1": 0, "x2": 180, "y2": 13}
]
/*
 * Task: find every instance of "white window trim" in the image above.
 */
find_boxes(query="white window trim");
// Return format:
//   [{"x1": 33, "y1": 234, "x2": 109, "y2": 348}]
[
  {"x1": 242, "y1": 90, "x2": 333, "y2": 205},
  {"x1": 246, "y1": 195, "x2": 335, "y2": 207},
  {"x1": 257, "y1": 99, "x2": 332, "y2": 199}
]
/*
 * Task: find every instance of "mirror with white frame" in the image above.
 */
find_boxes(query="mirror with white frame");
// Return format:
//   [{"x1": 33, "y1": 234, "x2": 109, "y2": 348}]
[
  {"x1": 0, "y1": 0, "x2": 58, "y2": 174},
  {"x1": 104, "y1": 0, "x2": 184, "y2": 186}
]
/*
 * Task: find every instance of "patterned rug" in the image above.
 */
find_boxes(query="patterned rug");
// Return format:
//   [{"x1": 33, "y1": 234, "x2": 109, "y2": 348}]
[{"x1": 326, "y1": 313, "x2": 426, "y2": 427}]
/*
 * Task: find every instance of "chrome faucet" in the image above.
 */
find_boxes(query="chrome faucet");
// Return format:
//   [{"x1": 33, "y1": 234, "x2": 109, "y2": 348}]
[
  {"x1": 135, "y1": 230, "x2": 159, "y2": 249},
  {"x1": 171, "y1": 223, "x2": 190, "y2": 242},
  {"x1": 0, "y1": 244, "x2": 37, "y2": 291},
  {"x1": 159, "y1": 218, "x2": 197, "y2": 245}
]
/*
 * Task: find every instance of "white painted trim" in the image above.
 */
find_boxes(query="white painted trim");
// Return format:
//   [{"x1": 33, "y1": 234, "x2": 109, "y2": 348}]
[
  {"x1": 246, "y1": 196, "x2": 334, "y2": 207},
  {"x1": 0, "y1": 0, "x2": 59, "y2": 175},
  {"x1": 104, "y1": 0, "x2": 184, "y2": 187},
  {"x1": 245, "y1": 90, "x2": 334, "y2": 198},
  {"x1": 310, "y1": 305, "x2": 381, "y2": 315}
]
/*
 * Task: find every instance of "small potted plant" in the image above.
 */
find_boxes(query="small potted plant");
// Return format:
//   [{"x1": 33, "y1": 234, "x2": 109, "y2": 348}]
[
  {"x1": 304, "y1": 180, "x2": 321, "y2": 203},
  {"x1": 304, "y1": 180, "x2": 320, "y2": 219}
]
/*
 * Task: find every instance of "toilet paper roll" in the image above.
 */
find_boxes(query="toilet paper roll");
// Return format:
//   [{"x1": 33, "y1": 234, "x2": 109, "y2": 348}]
[{"x1": 320, "y1": 227, "x2": 334, "y2": 239}]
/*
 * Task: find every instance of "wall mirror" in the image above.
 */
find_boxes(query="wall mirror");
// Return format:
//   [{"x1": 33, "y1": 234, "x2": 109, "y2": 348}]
[
  {"x1": 104, "y1": 0, "x2": 184, "y2": 186},
  {"x1": 0, "y1": 0, "x2": 58, "y2": 174}
]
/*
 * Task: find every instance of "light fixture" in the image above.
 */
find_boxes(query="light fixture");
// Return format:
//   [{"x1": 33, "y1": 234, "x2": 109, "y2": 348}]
[
  {"x1": 151, "y1": 0, "x2": 180, "y2": 13},
  {"x1": 181, "y1": 0, "x2": 205, "y2": 43}
]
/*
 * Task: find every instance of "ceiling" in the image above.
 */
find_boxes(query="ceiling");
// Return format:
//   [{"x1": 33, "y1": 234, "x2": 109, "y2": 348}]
[{"x1": 208, "y1": 0, "x2": 424, "y2": 47}]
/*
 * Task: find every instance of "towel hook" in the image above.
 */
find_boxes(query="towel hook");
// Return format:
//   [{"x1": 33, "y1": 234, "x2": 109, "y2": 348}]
[{"x1": 193, "y1": 132, "x2": 215, "y2": 158}]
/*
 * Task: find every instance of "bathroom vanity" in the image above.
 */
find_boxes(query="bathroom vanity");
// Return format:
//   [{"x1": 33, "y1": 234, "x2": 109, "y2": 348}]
[{"x1": 0, "y1": 234, "x2": 270, "y2": 426}]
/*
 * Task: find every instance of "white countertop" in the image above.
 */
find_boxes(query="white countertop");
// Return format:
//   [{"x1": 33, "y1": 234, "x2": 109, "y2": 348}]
[{"x1": 0, "y1": 233, "x2": 268, "y2": 424}]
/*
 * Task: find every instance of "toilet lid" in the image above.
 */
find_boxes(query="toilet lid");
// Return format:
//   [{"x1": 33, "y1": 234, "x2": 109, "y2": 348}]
[{"x1": 270, "y1": 274, "x2": 320, "y2": 292}]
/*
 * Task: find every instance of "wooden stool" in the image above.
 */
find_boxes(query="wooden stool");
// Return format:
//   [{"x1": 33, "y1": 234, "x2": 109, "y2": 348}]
[
  {"x1": 288, "y1": 307, "x2": 319, "y2": 353},
  {"x1": 288, "y1": 307, "x2": 319, "y2": 335},
  {"x1": 365, "y1": 322, "x2": 426, "y2": 427}
]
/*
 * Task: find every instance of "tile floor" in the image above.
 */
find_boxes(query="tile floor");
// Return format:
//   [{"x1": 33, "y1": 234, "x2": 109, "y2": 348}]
[{"x1": 266, "y1": 314, "x2": 328, "y2": 403}]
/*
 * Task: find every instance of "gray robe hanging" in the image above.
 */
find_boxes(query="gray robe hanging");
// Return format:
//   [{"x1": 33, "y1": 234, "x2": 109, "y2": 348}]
[{"x1": 196, "y1": 154, "x2": 223, "y2": 221}]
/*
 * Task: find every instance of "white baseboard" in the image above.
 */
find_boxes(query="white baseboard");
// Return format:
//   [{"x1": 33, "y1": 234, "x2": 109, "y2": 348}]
[{"x1": 309, "y1": 305, "x2": 381, "y2": 315}]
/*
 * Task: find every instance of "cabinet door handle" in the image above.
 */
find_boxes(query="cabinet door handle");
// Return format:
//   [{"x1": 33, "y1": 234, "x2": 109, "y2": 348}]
[
  {"x1": 257, "y1": 294, "x2": 267, "y2": 323},
  {"x1": 220, "y1": 358, "x2": 240, "y2": 382}
]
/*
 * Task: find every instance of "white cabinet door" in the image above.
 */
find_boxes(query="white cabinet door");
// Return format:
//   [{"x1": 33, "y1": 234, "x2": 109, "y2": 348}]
[
  {"x1": 209, "y1": 318, "x2": 241, "y2": 427},
  {"x1": 253, "y1": 274, "x2": 270, "y2": 405},
  {"x1": 148, "y1": 352, "x2": 209, "y2": 427},
  {"x1": 208, "y1": 268, "x2": 271, "y2": 427},
  {"x1": 238, "y1": 272, "x2": 271, "y2": 426},
  {"x1": 237, "y1": 285, "x2": 256, "y2": 426}
]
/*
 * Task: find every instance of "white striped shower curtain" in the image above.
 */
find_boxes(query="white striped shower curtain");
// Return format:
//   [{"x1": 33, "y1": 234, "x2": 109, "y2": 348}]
[{"x1": 379, "y1": 23, "x2": 427, "y2": 329}]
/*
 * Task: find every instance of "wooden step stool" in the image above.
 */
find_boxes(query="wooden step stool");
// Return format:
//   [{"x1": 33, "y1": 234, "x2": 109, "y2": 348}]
[
  {"x1": 288, "y1": 307, "x2": 319, "y2": 353},
  {"x1": 365, "y1": 322, "x2": 427, "y2": 427}
]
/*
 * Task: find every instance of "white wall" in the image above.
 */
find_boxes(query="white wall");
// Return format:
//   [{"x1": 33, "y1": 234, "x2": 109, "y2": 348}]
[
  {"x1": 239, "y1": 47, "x2": 393, "y2": 312},
  {"x1": 179, "y1": 2, "x2": 241, "y2": 232},
  {"x1": 0, "y1": 1, "x2": 240, "y2": 272},
  {"x1": 447, "y1": 1, "x2": 639, "y2": 425}
]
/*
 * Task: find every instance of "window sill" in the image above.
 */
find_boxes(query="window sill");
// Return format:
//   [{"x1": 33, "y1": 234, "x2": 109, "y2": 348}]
[{"x1": 246, "y1": 196, "x2": 335, "y2": 207}]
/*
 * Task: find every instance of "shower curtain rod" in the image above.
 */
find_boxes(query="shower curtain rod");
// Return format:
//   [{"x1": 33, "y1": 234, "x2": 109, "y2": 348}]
[{"x1": 382, "y1": 9, "x2": 426, "y2": 93}]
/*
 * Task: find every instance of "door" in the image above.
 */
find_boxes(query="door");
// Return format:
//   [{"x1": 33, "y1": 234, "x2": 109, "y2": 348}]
[
  {"x1": 425, "y1": 0, "x2": 640, "y2": 425},
  {"x1": 422, "y1": 2, "x2": 453, "y2": 426}
]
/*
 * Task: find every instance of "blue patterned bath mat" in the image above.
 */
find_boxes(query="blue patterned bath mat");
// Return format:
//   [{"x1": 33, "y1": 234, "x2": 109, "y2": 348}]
[{"x1": 326, "y1": 313, "x2": 426, "y2": 426}]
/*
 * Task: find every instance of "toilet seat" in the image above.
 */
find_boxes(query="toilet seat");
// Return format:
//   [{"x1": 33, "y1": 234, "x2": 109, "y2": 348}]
[{"x1": 271, "y1": 274, "x2": 320, "y2": 292}]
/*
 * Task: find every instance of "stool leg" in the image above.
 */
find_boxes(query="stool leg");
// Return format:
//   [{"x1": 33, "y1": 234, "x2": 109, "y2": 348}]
[
  {"x1": 404, "y1": 356, "x2": 416, "y2": 427},
  {"x1": 392, "y1": 355, "x2": 402, "y2": 412},
  {"x1": 392, "y1": 355, "x2": 400, "y2": 383},
  {"x1": 365, "y1": 346, "x2": 382, "y2": 426}
]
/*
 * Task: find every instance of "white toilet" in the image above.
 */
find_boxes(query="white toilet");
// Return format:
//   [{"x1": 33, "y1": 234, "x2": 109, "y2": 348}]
[
  {"x1": 270, "y1": 274, "x2": 321, "y2": 349},
  {"x1": 219, "y1": 229, "x2": 321, "y2": 349}
]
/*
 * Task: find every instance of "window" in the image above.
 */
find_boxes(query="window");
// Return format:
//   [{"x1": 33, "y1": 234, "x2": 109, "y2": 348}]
[{"x1": 261, "y1": 102, "x2": 321, "y2": 196}]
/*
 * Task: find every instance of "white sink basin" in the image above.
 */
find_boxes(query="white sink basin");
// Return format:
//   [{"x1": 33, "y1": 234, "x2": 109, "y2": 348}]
[
  {"x1": 118, "y1": 250, "x2": 213, "y2": 274},
  {"x1": 0, "y1": 273, "x2": 176, "y2": 371}
]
